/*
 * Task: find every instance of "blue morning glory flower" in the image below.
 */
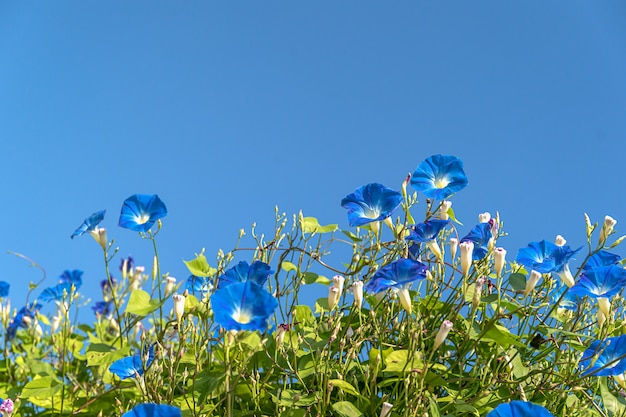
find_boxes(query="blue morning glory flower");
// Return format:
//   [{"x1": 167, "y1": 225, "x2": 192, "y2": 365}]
[
  {"x1": 410, "y1": 155, "x2": 469, "y2": 200},
  {"x1": 581, "y1": 335, "x2": 626, "y2": 376},
  {"x1": 59, "y1": 269, "x2": 83, "y2": 286},
  {"x1": 122, "y1": 403, "x2": 182, "y2": 417},
  {"x1": 109, "y1": 344, "x2": 155, "y2": 380},
  {"x1": 217, "y1": 261, "x2": 273, "y2": 289},
  {"x1": 341, "y1": 183, "x2": 403, "y2": 227},
  {"x1": 568, "y1": 265, "x2": 626, "y2": 300},
  {"x1": 38, "y1": 281, "x2": 80, "y2": 304},
  {"x1": 71, "y1": 210, "x2": 106, "y2": 239},
  {"x1": 486, "y1": 401, "x2": 554, "y2": 417},
  {"x1": 0, "y1": 281, "x2": 9, "y2": 298},
  {"x1": 6, "y1": 303, "x2": 40, "y2": 339},
  {"x1": 118, "y1": 194, "x2": 168, "y2": 232},
  {"x1": 186, "y1": 275, "x2": 213, "y2": 298},
  {"x1": 460, "y1": 223, "x2": 492, "y2": 261},
  {"x1": 210, "y1": 281, "x2": 278, "y2": 332},
  {"x1": 365, "y1": 258, "x2": 428, "y2": 293},
  {"x1": 549, "y1": 285, "x2": 579, "y2": 311},
  {"x1": 516, "y1": 240, "x2": 580, "y2": 274},
  {"x1": 92, "y1": 300, "x2": 113, "y2": 316},
  {"x1": 583, "y1": 250, "x2": 621, "y2": 271},
  {"x1": 407, "y1": 219, "x2": 449, "y2": 243}
]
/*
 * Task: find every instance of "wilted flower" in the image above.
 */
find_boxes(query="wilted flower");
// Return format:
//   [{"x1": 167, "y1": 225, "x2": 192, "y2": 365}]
[
  {"x1": 433, "y1": 320, "x2": 453, "y2": 350},
  {"x1": 581, "y1": 334, "x2": 626, "y2": 376},
  {"x1": 460, "y1": 223, "x2": 492, "y2": 261},
  {"x1": 173, "y1": 294, "x2": 186, "y2": 321},
  {"x1": 410, "y1": 154, "x2": 469, "y2": 200},
  {"x1": 210, "y1": 281, "x2": 278, "y2": 332},
  {"x1": 121, "y1": 403, "x2": 182, "y2": 417},
  {"x1": 406, "y1": 219, "x2": 449, "y2": 261},
  {"x1": 494, "y1": 247, "x2": 506, "y2": 277},
  {"x1": 109, "y1": 344, "x2": 155, "y2": 380},
  {"x1": 118, "y1": 194, "x2": 168, "y2": 232},
  {"x1": 217, "y1": 261, "x2": 273, "y2": 288},
  {"x1": 486, "y1": 401, "x2": 555, "y2": 417},
  {"x1": 71, "y1": 209, "x2": 106, "y2": 239},
  {"x1": 341, "y1": 183, "x2": 402, "y2": 227}
]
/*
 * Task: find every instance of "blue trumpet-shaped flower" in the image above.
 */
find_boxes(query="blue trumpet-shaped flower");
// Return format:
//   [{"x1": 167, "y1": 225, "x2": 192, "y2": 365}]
[
  {"x1": 59, "y1": 269, "x2": 83, "y2": 286},
  {"x1": 210, "y1": 281, "x2": 278, "y2": 332},
  {"x1": 568, "y1": 265, "x2": 626, "y2": 300},
  {"x1": 341, "y1": 183, "x2": 402, "y2": 227},
  {"x1": 217, "y1": 261, "x2": 273, "y2": 288},
  {"x1": 410, "y1": 155, "x2": 468, "y2": 200},
  {"x1": 460, "y1": 223, "x2": 493, "y2": 261},
  {"x1": 549, "y1": 285, "x2": 579, "y2": 311},
  {"x1": 122, "y1": 403, "x2": 182, "y2": 417},
  {"x1": 71, "y1": 210, "x2": 106, "y2": 239},
  {"x1": 109, "y1": 344, "x2": 155, "y2": 380},
  {"x1": 583, "y1": 250, "x2": 621, "y2": 271},
  {"x1": 38, "y1": 281, "x2": 80, "y2": 304},
  {"x1": 486, "y1": 401, "x2": 554, "y2": 417},
  {"x1": 407, "y1": 219, "x2": 449, "y2": 243},
  {"x1": 0, "y1": 281, "x2": 9, "y2": 298},
  {"x1": 365, "y1": 258, "x2": 428, "y2": 293},
  {"x1": 581, "y1": 334, "x2": 626, "y2": 376},
  {"x1": 119, "y1": 194, "x2": 168, "y2": 232},
  {"x1": 6, "y1": 303, "x2": 40, "y2": 339},
  {"x1": 516, "y1": 241, "x2": 580, "y2": 274},
  {"x1": 186, "y1": 275, "x2": 213, "y2": 298}
]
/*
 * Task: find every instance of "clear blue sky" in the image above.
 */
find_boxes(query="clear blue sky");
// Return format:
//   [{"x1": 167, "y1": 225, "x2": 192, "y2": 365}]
[{"x1": 1, "y1": 2, "x2": 625, "y2": 314}]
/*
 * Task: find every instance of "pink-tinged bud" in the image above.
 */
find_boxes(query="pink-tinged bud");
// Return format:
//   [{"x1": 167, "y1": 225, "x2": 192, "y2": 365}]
[
  {"x1": 275, "y1": 326, "x2": 286, "y2": 347},
  {"x1": 460, "y1": 241, "x2": 474, "y2": 276},
  {"x1": 328, "y1": 286, "x2": 340, "y2": 310},
  {"x1": 494, "y1": 247, "x2": 506, "y2": 277},
  {"x1": 478, "y1": 212, "x2": 491, "y2": 223},
  {"x1": 396, "y1": 288, "x2": 412, "y2": 314},
  {"x1": 556, "y1": 264, "x2": 575, "y2": 288},
  {"x1": 439, "y1": 200, "x2": 452, "y2": 220},
  {"x1": 449, "y1": 238, "x2": 458, "y2": 260},
  {"x1": 165, "y1": 276, "x2": 177, "y2": 295},
  {"x1": 472, "y1": 277, "x2": 485, "y2": 310},
  {"x1": 524, "y1": 270, "x2": 542, "y2": 297},
  {"x1": 433, "y1": 320, "x2": 453, "y2": 350},
  {"x1": 402, "y1": 173, "x2": 411, "y2": 199},
  {"x1": 600, "y1": 215, "x2": 618, "y2": 245},
  {"x1": 333, "y1": 275, "x2": 345, "y2": 298},
  {"x1": 426, "y1": 240, "x2": 443, "y2": 262},
  {"x1": 89, "y1": 227, "x2": 108, "y2": 251},
  {"x1": 0, "y1": 398, "x2": 14, "y2": 414},
  {"x1": 352, "y1": 281, "x2": 364, "y2": 309},
  {"x1": 173, "y1": 294, "x2": 186, "y2": 322},
  {"x1": 555, "y1": 235, "x2": 567, "y2": 247},
  {"x1": 380, "y1": 402, "x2": 393, "y2": 417}
]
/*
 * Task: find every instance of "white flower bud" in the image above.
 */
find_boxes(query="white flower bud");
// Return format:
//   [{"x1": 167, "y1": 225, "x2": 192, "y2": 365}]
[
  {"x1": 555, "y1": 235, "x2": 567, "y2": 247},
  {"x1": 328, "y1": 286, "x2": 340, "y2": 311},
  {"x1": 478, "y1": 212, "x2": 491, "y2": 223},
  {"x1": 433, "y1": 320, "x2": 453, "y2": 350},
  {"x1": 51, "y1": 315, "x2": 61, "y2": 333},
  {"x1": 380, "y1": 402, "x2": 393, "y2": 417},
  {"x1": 352, "y1": 281, "x2": 364, "y2": 310},
  {"x1": 494, "y1": 247, "x2": 506, "y2": 277},
  {"x1": 332, "y1": 275, "x2": 345, "y2": 298},
  {"x1": 460, "y1": 241, "x2": 474, "y2": 276},
  {"x1": 165, "y1": 276, "x2": 177, "y2": 295},
  {"x1": 524, "y1": 270, "x2": 542, "y2": 297},
  {"x1": 598, "y1": 297, "x2": 611, "y2": 324},
  {"x1": 173, "y1": 294, "x2": 186, "y2": 322},
  {"x1": 449, "y1": 238, "x2": 458, "y2": 260},
  {"x1": 600, "y1": 215, "x2": 618, "y2": 245},
  {"x1": 472, "y1": 277, "x2": 485, "y2": 310},
  {"x1": 439, "y1": 201, "x2": 452, "y2": 220},
  {"x1": 396, "y1": 287, "x2": 412, "y2": 315}
]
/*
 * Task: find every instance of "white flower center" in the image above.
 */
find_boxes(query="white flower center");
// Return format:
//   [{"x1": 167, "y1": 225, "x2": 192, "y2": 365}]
[
  {"x1": 136, "y1": 214, "x2": 151, "y2": 225},
  {"x1": 434, "y1": 177, "x2": 450, "y2": 189},
  {"x1": 232, "y1": 308, "x2": 252, "y2": 324},
  {"x1": 364, "y1": 207, "x2": 381, "y2": 219}
]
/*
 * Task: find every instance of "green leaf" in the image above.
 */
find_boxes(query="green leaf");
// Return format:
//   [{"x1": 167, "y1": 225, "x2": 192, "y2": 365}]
[
  {"x1": 508, "y1": 273, "x2": 527, "y2": 291},
  {"x1": 86, "y1": 345, "x2": 131, "y2": 367},
  {"x1": 20, "y1": 376, "x2": 63, "y2": 399},
  {"x1": 341, "y1": 230, "x2": 362, "y2": 243},
  {"x1": 293, "y1": 305, "x2": 316, "y2": 326},
  {"x1": 300, "y1": 216, "x2": 338, "y2": 234},
  {"x1": 470, "y1": 322, "x2": 524, "y2": 348},
  {"x1": 302, "y1": 272, "x2": 330, "y2": 285},
  {"x1": 282, "y1": 261, "x2": 298, "y2": 272},
  {"x1": 384, "y1": 349, "x2": 424, "y2": 373},
  {"x1": 447, "y1": 207, "x2": 463, "y2": 225},
  {"x1": 183, "y1": 253, "x2": 217, "y2": 277},
  {"x1": 331, "y1": 401, "x2": 364, "y2": 417},
  {"x1": 125, "y1": 290, "x2": 161, "y2": 316},
  {"x1": 600, "y1": 376, "x2": 626, "y2": 416},
  {"x1": 329, "y1": 379, "x2": 361, "y2": 397}
]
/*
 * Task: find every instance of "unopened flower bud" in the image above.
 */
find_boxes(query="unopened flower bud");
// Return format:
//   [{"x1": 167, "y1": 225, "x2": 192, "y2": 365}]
[
  {"x1": 275, "y1": 326, "x2": 286, "y2": 347},
  {"x1": 352, "y1": 281, "x2": 364, "y2": 310},
  {"x1": 449, "y1": 238, "x2": 458, "y2": 260},
  {"x1": 328, "y1": 286, "x2": 340, "y2": 311},
  {"x1": 555, "y1": 235, "x2": 567, "y2": 247},
  {"x1": 380, "y1": 402, "x2": 393, "y2": 417},
  {"x1": 402, "y1": 173, "x2": 411, "y2": 199},
  {"x1": 600, "y1": 215, "x2": 618, "y2": 246},
  {"x1": 433, "y1": 320, "x2": 453, "y2": 350},
  {"x1": 152, "y1": 256, "x2": 158, "y2": 280},
  {"x1": 439, "y1": 200, "x2": 452, "y2": 220},
  {"x1": 460, "y1": 241, "x2": 474, "y2": 276},
  {"x1": 0, "y1": 398, "x2": 14, "y2": 414},
  {"x1": 165, "y1": 276, "x2": 177, "y2": 295},
  {"x1": 173, "y1": 294, "x2": 186, "y2": 322},
  {"x1": 478, "y1": 212, "x2": 491, "y2": 223},
  {"x1": 473, "y1": 277, "x2": 485, "y2": 310},
  {"x1": 494, "y1": 247, "x2": 506, "y2": 277},
  {"x1": 598, "y1": 297, "x2": 611, "y2": 324},
  {"x1": 524, "y1": 270, "x2": 542, "y2": 297},
  {"x1": 51, "y1": 315, "x2": 61, "y2": 333},
  {"x1": 332, "y1": 275, "x2": 345, "y2": 298}
]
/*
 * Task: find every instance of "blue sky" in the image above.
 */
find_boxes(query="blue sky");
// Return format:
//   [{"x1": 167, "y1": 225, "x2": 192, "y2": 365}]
[{"x1": 1, "y1": 2, "x2": 625, "y2": 314}]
